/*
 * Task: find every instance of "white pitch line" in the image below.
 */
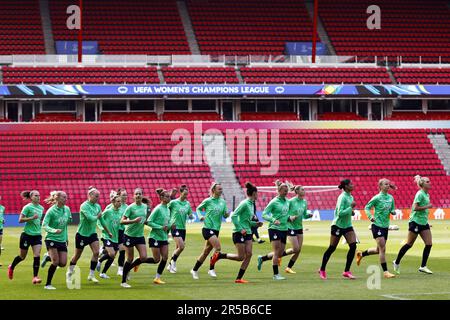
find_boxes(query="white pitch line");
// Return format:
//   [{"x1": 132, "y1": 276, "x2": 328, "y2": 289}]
[{"x1": 382, "y1": 292, "x2": 450, "y2": 300}]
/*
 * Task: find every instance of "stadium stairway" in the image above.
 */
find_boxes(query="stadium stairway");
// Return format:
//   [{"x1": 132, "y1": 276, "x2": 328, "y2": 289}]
[
  {"x1": 428, "y1": 133, "x2": 450, "y2": 175},
  {"x1": 39, "y1": 0, "x2": 55, "y2": 54},
  {"x1": 202, "y1": 131, "x2": 245, "y2": 210},
  {"x1": 176, "y1": 0, "x2": 201, "y2": 55}
]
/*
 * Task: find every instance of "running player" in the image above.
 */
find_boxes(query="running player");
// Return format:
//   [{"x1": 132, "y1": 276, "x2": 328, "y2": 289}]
[
  {"x1": 190, "y1": 182, "x2": 229, "y2": 280},
  {"x1": 7, "y1": 191, "x2": 44, "y2": 284},
  {"x1": 211, "y1": 182, "x2": 262, "y2": 283},
  {"x1": 258, "y1": 180, "x2": 291, "y2": 280},
  {"x1": 393, "y1": 175, "x2": 434, "y2": 275},
  {"x1": 0, "y1": 196, "x2": 4, "y2": 267},
  {"x1": 167, "y1": 185, "x2": 194, "y2": 273},
  {"x1": 257, "y1": 184, "x2": 312, "y2": 274},
  {"x1": 147, "y1": 188, "x2": 172, "y2": 284},
  {"x1": 356, "y1": 179, "x2": 396, "y2": 278},
  {"x1": 67, "y1": 187, "x2": 111, "y2": 284},
  {"x1": 96, "y1": 191, "x2": 123, "y2": 279},
  {"x1": 120, "y1": 188, "x2": 149, "y2": 288},
  {"x1": 319, "y1": 179, "x2": 358, "y2": 280},
  {"x1": 96, "y1": 188, "x2": 128, "y2": 276},
  {"x1": 41, "y1": 191, "x2": 72, "y2": 290}
]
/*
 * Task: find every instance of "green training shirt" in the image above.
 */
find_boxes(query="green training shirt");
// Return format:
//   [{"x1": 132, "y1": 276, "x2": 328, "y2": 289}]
[
  {"x1": 106, "y1": 203, "x2": 128, "y2": 231},
  {"x1": 0, "y1": 205, "x2": 5, "y2": 229},
  {"x1": 262, "y1": 196, "x2": 290, "y2": 231},
  {"x1": 231, "y1": 198, "x2": 258, "y2": 234},
  {"x1": 98, "y1": 207, "x2": 122, "y2": 243},
  {"x1": 147, "y1": 203, "x2": 171, "y2": 241},
  {"x1": 21, "y1": 203, "x2": 44, "y2": 236},
  {"x1": 42, "y1": 205, "x2": 72, "y2": 242},
  {"x1": 332, "y1": 191, "x2": 354, "y2": 229},
  {"x1": 287, "y1": 197, "x2": 309, "y2": 230},
  {"x1": 123, "y1": 203, "x2": 148, "y2": 237},
  {"x1": 196, "y1": 197, "x2": 228, "y2": 231},
  {"x1": 409, "y1": 189, "x2": 430, "y2": 225},
  {"x1": 365, "y1": 192, "x2": 395, "y2": 228},
  {"x1": 168, "y1": 198, "x2": 193, "y2": 230},
  {"x1": 77, "y1": 200, "x2": 102, "y2": 237}
]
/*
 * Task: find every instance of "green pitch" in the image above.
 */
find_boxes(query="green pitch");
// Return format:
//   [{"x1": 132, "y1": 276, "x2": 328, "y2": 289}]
[{"x1": 0, "y1": 221, "x2": 449, "y2": 300}]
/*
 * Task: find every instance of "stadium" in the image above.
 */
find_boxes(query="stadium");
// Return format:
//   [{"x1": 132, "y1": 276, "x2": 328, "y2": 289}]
[{"x1": 0, "y1": 0, "x2": 449, "y2": 302}]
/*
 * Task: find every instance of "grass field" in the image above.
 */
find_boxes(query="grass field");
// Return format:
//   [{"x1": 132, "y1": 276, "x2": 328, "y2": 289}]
[{"x1": 0, "y1": 220, "x2": 449, "y2": 300}]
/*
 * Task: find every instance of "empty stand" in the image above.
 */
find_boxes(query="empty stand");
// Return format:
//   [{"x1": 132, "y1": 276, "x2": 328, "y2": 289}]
[
  {"x1": 188, "y1": 0, "x2": 318, "y2": 55},
  {"x1": 2, "y1": 67, "x2": 160, "y2": 84},
  {"x1": 49, "y1": 0, "x2": 190, "y2": 55},
  {"x1": 100, "y1": 112, "x2": 159, "y2": 121},
  {"x1": 239, "y1": 112, "x2": 299, "y2": 121},
  {"x1": 386, "y1": 112, "x2": 450, "y2": 120},
  {"x1": 318, "y1": 112, "x2": 366, "y2": 120},
  {"x1": 0, "y1": 127, "x2": 213, "y2": 213},
  {"x1": 230, "y1": 129, "x2": 450, "y2": 210},
  {"x1": 162, "y1": 112, "x2": 222, "y2": 121},
  {"x1": 392, "y1": 67, "x2": 450, "y2": 84},
  {"x1": 0, "y1": 0, "x2": 45, "y2": 54},
  {"x1": 162, "y1": 67, "x2": 239, "y2": 84},
  {"x1": 241, "y1": 67, "x2": 391, "y2": 84},
  {"x1": 320, "y1": 0, "x2": 450, "y2": 62}
]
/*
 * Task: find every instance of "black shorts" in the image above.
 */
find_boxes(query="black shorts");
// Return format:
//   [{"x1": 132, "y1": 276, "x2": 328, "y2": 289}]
[
  {"x1": 331, "y1": 225, "x2": 354, "y2": 238},
  {"x1": 75, "y1": 232, "x2": 99, "y2": 249},
  {"x1": 0, "y1": 229, "x2": 3, "y2": 236},
  {"x1": 45, "y1": 240, "x2": 67, "y2": 252},
  {"x1": 232, "y1": 232, "x2": 253, "y2": 244},
  {"x1": 19, "y1": 232, "x2": 42, "y2": 250},
  {"x1": 409, "y1": 221, "x2": 430, "y2": 234},
  {"x1": 202, "y1": 228, "x2": 219, "y2": 240},
  {"x1": 102, "y1": 239, "x2": 119, "y2": 251},
  {"x1": 123, "y1": 235, "x2": 146, "y2": 247},
  {"x1": 118, "y1": 229, "x2": 125, "y2": 244},
  {"x1": 171, "y1": 228, "x2": 186, "y2": 241},
  {"x1": 149, "y1": 238, "x2": 168, "y2": 248},
  {"x1": 268, "y1": 229, "x2": 287, "y2": 244},
  {"x1": 371, "y1": 224, "x2": 389, "y2": 240},
  {"x1": 288, "y1": 228, "x2": 303, "y2": 236}
]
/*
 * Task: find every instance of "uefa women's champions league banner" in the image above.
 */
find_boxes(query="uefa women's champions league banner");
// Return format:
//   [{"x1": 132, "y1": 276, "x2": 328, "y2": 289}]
[
  {"x1": 2, "y1": 208, "x2": 450, "y2": 227},
  {"x1": 0, "y1": 84, "x2": 449, "y2": 97}
]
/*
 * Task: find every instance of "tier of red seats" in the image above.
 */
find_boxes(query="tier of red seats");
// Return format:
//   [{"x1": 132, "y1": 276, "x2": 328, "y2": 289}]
[
  {"x1": 0, "y1": 129, "x2": 213, "y2": 213},
  {"x1": 385, "y1": 112, "x2": 450, "y2": 120},
  {"x1": 240, "y1": 67, "x2": 392, "y2": 84},
  {"x1": 187, "y1": 0, "x2": 318, "y2": 55},
  {"x1": 100, "y1": 112, "x2": 159, "y2": 121},
  {"x1": 318, "y1": 112, "x2": 366, "y2": 120},
  {"x1": 230, "y1": 129, "x2": 450, "y2": 210},
  {"x1": 239, "y1": 112, "x2": 299, "y2": 121},
  {"x1": 0, "y1": 0, "x2": 45, "y2": 54},
  {"x1": 392, "y1": 67, "x2": 450, "y2": 84},
  {"x1": 162, "y1": 67, "x2": 239, "y2": 84},
  {"x1": 162, "y1": 112, "x2": 222, "y2": 121},
  {"x1": 49, "y1": 0, "x2": 190, "y2": 55},
  {"x1": 320, "y1": 0, "x2": 450, "y2": 62},
  {"x1": 2, "y1": 67, "x2": 160, "y2": 84},
  {"x1": 32, "y1": 113, "x2": 80, "y2": 122}
]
